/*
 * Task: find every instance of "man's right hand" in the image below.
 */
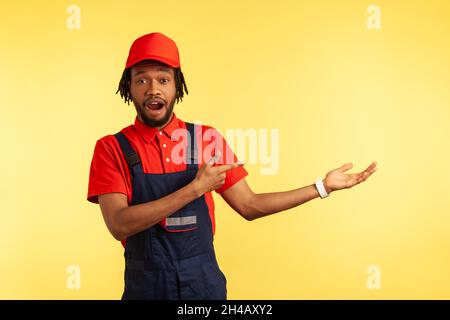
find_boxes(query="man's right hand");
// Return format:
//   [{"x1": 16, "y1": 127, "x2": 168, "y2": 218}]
[{"x1": 192, "y1": 150, "x2": 244, "y2": 196}]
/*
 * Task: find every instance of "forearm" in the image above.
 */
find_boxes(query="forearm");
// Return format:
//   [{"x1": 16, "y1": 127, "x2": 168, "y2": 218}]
[
  {"x1": 115, "y1": 182, "x2": 200, "y2": 239},
  {"x1": 246, "y1": 181, "x2": 328, "y2": 221}
]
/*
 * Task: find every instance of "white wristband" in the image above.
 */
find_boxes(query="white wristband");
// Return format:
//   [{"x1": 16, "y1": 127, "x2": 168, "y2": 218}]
[{"x1": 315, "y1": 179, "x2": 329, "y2": 199}]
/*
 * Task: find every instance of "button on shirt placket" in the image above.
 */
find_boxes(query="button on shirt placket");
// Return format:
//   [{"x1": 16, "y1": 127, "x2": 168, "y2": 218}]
[{"x1": 158, "y1": 131, "x2": 171, "y2": 170}]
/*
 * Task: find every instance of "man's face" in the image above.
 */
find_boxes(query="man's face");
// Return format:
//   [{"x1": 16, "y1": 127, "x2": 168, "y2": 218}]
[{"x1": 130, "y1": 60, "x2": 177, "y2": 128}]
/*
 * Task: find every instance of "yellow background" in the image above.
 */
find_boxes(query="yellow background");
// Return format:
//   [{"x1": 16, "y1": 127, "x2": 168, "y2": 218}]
[{"x1": 1, "y1": 0, "x2": 449, "y2": 299}]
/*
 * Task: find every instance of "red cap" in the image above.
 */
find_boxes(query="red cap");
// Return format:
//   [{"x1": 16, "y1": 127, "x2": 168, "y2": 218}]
[{"x1": 125, "y1": 32, "x2": 180, "y2": 69}]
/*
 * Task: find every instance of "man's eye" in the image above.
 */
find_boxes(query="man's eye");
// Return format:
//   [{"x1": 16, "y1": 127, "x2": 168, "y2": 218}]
[
  {"x1": 160, "y1": 79, "x2": 169, "y2": 84},
  {"x1": 137, "y1": 79, "x2": 146, "y2": 84}
]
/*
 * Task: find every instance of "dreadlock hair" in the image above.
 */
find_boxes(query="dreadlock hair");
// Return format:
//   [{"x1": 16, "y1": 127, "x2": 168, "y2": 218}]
[{"x1": 116, "y1": 65, "x2": 189, "y2": 105}]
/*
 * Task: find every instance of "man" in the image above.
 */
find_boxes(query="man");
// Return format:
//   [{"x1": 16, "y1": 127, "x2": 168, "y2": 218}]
[{"x1": 87, "y1": 32, "x2": 377, "y2": 300}]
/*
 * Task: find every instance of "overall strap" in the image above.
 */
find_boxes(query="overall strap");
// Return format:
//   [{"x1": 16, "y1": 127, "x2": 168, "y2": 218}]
[
  {"x1": 185, "y1": 122, "x2": 198, "y2": 170},
  {"x1": 114, "y1": 132, "x2": 144, "y2": 179}
]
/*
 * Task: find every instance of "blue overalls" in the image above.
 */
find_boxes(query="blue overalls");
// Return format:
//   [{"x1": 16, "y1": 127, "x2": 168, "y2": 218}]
[{"x1": 114, "y1": 122, "x2": 227, "y2": 300}]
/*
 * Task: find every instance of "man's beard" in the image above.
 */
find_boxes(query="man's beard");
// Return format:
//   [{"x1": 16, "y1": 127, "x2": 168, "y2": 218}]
[{"x1": 133, "y1": 97, "x2": 176, "y2": 128}]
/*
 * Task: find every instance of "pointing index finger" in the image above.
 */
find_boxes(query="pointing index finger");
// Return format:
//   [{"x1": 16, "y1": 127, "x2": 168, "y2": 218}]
[{"x1": 217, "y1": 162, "x2": 244, "y2": 173}]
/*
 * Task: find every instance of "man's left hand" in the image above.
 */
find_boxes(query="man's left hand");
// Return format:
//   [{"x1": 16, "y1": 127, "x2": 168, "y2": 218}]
[{"x1": 323, "y1": 161, "x2": 378, "y2": 194}]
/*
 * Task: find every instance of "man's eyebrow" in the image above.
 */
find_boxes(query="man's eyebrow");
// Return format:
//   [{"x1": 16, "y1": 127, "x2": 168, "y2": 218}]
[
  {"x1": 133, "y1": 67, "x2": 172, "y2": 76},
  {"x1": 157, "y1": 66, "x2": 172, "y2": 73}
]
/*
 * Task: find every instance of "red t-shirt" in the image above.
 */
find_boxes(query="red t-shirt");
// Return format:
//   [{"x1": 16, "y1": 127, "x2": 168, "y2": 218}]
[{"x1": 87, "y1": 113, "x2": 248, "y2": 246}]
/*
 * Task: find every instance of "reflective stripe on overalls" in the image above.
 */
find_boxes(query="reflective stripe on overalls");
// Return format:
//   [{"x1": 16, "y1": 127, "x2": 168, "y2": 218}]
[{"x1": 114, "y1": 122, "x2": 227, "y2": 300}]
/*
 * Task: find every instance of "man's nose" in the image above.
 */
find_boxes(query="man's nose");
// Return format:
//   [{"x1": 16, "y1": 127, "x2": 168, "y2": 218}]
[{"x1": 145, "y1": 79, "x2": 162, "y2": 95}]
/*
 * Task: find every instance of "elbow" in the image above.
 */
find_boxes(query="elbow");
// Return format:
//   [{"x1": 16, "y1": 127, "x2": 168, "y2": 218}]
[
  {"x1": 109, "y1": 224, "x2": 128, "y2": 242},
  {"x1": 233, "y1": 204, "x2": 254, "y2": 221},
  {"x1": 111, "y1": 229, "x2": 125, "y2": 242},
  {"x1": 244, "y1": 213, "x2": 256, "y2": 221},
  {"x1": 112, "y1": 231, "x2": 126, "y2": 242},
  {"x1": 240, "y1": 195, "x2": 260, "y2": 222},
  {"x1": 243, "y1": 209, "x2": 260, "y2": 221},
  {"x1": 110, "y1": 209, "x2": 132, "y2": 241}
]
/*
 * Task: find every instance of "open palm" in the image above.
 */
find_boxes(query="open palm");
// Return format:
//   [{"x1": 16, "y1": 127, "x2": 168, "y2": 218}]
[{"x1": 324, "y1": 161, "x2": 378, "y2": 193}]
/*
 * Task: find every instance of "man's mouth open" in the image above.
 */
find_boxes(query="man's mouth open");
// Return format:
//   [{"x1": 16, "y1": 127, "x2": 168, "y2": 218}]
[{"x1": 145, "y1": 101, "x2": 165, "y2": 116}]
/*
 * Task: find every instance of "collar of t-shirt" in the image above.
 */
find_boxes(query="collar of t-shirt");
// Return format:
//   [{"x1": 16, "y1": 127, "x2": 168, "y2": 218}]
[{"x1": 133, "y1": 112, "x2": 183, "y2": 144}]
